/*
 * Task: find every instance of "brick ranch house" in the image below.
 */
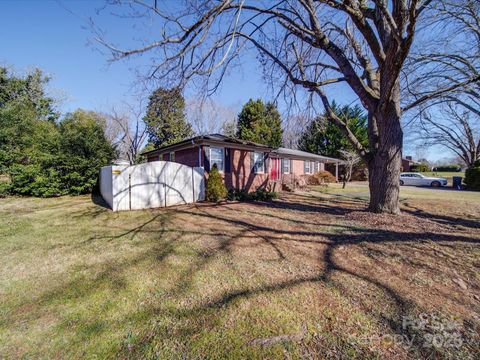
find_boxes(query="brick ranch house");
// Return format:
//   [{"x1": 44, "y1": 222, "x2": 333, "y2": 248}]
[
  {"x1": 401, "y1": 156, "x2": 420, "y2": 172},
  {"x1": 143, "y1": 134, "x2": 342, "y2": 192}
]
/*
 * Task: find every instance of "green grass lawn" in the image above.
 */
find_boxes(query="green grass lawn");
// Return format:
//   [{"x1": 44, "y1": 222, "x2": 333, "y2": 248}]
[
  {"x1": 421, "y1": 172, "x2": 465, "y2": 184},
  {"x1": 318, "y1": 182, "x2": 480, "y2": 202},
  {"x1": 421, "y1": 171, "x2": 465, "y2": 177},
  {"x1": 1, "y1": 191, "x2": 479, "y2": 359}
]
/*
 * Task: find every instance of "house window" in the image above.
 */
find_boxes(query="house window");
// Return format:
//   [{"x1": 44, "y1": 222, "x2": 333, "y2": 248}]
[
  {"x1": 169, "y1": 152, "x2": 175, "y2": 162},
  {"x1": 304, "y1": 160, "x2": 312, "y2": 174},
  {"x1": 210, "y1": 146, "x2": 224, "y2": 172},
  {"x1": 253, "y1": 152, "x2": 265, "y2": 173},
  {"x1": 282, "y1": 158, "x2": 290, "y2": 174}
]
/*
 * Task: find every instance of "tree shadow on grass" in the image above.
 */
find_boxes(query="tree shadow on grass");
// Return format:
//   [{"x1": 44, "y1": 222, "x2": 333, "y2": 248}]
[
  {"x1": 403, "y1": 203, "x2": 480, "y2": 230},
  {"x1": 9, "y1": 192, "x2": 478, "y2": 358}
]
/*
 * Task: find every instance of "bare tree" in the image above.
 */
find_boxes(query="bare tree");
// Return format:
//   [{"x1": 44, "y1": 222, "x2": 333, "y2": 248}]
[
  {"x1": 99, "y1": 111, "x2": 123, "y2": 148},
  {"x1": 106, "y1": 103, "x2": 148, "y2": 165},
  {"x1": 403, "y1": 0, "x2": 479, "y2": 113},
  {"x1": 186, "y1": 97, "x2": 237, "y2": 135},
  {"x1": 94, "y1": 0, "x2": 478, "y2": 213},
  {"x1": 222, "y1": 118, "x2": 237, "y2": 137},
  {"x1": 339, "y1": 149, "x2": 360, "y2": 189},
  {"x1": 283, "y1": 113, "x2": 311, "y2": 149},
  {"x1": 403, "y1": 0, "x2": 480, "y2": 167},
  {"x1": 419, "y1": 102, "x2": 479, "y2": 167}
]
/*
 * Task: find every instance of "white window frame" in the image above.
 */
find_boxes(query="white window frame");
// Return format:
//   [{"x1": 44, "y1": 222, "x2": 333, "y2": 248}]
[
  {"x1": 304, "y1": 160, "x2": 312, "y2": 174},
  {"x1": 282, "y1": 158, "x2": 290, "y2": 174},
  {"x1": 209, "y1": 146, "x2": 225, "y2": 172},
  {"x1": 253, "y1": 152, "x2": 265, "y2": 174},
  {"x1": 169, "y1": 152, "x2": 175, "y2": 162}
]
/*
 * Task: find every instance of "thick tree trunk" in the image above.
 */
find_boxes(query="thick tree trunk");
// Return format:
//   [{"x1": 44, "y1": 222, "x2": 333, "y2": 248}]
[{"x1": 367, "y1": 104, "x2": 403, "y2": 214}]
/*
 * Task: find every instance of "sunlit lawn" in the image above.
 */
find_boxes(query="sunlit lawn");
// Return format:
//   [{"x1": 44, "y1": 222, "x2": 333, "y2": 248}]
[
  {"x1": 319, "y1": 181, "x2": 480, "y2": 202},
  {"x1": 1, "y1": 188, "x2": 479, "y2": 359}
]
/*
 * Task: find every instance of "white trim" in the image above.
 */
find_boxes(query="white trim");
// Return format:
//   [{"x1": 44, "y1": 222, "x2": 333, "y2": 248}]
[
  {"x1": 209, "y1": 146, "x2": 225, "y2": 173},
  {"x1": 253, "y1": 151, "x2": 265, "y2": 174},
  {"x1": 304, "y1": 160, "x2": 312, "y2": 174},
  {"x1": 282, "y1": 157, "x2": 290, "y2": 174}
]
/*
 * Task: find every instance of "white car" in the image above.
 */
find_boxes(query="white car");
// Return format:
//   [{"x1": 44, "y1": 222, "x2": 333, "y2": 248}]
[{"x1": 400, "y1": 173, "x2": 448, "y2": 187}]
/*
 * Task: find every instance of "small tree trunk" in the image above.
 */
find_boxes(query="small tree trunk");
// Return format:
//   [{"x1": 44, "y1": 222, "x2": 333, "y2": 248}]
[{"x1": 368, "y1": 103, "x2": 403, "y2": 214}]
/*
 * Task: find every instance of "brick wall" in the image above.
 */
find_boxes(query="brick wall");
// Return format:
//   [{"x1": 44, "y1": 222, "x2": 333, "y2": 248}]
[
  {"x1": 148, "y1": 148, "x2": 200, "y2": 167},
  {"x1": 401, "y1": 159, "x2": 411, "y2": 171},
  {"x1": 291, "y1": 159, "x2": 305, "y2": 175},
  {"x1": 173, "y1": 148, "x2": 199, "y2": 167},
  {"x1": 147, "y1": 155, "x2": 160, "y2": 162},
  {"x1": 147, "y1": 145, "x2": 331, "y2": 191},
  {"x1": 223, "y1": 148, "x2": 269, "y2": 192}
]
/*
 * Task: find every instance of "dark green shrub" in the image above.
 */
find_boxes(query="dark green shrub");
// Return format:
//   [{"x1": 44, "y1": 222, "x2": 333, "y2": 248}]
[
  {"x1": 227, "y1": 188, "x2": 278, "y2": 201},
  {"x1": 410, "y1": 164, "x2": 430, "y2": 172},
  {"x1": 206, "y1": 164, "x2": 227, "y2": 202},
  {"x1": 227, "y1": 189, "x2": 249, "y2": 201},
  {"x1": 464, "y1": 166, "x2": 480, "y2": 190},
  {"x1": 9, "y1": 164, "x2": 63, "y2": 197},
  {"x1": 0, "y1": 181, "x2": 11, "y2": 198},
  {"x1": 2, "y1": 109, "x2": 115, "y2": 197},
  {"x1": 433, "y1": 165, "x2": 461, "y2": 172},
  {"x1": 250, "y1": 189, "x2": 278, "y2": 201}
]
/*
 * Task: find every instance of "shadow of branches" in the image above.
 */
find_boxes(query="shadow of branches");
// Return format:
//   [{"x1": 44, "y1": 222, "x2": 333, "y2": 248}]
[{"x1": 8, "y1": 191, "x2": 478, "y2": 358}]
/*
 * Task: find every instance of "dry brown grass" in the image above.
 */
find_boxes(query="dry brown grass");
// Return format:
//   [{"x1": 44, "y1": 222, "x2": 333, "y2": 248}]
[{"x1": 0, "y1": 189, "x2": 479, "y2": 359}]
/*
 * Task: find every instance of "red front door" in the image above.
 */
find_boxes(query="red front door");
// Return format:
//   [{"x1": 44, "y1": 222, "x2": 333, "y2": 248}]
[{"x1": 270, "y1": 158, "x2": 280, "y2": 180}]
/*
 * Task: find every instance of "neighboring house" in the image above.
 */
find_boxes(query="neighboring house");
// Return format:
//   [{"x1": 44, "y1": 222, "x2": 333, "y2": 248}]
[
  {"x1": 143, "y1": 134, "x2": 342, "y2": 192},
  {"x1": 402, "y1": 156, "x2": 420, "y2": 172}
]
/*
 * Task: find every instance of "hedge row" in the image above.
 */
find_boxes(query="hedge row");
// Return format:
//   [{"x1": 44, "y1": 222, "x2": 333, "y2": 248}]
[{"x1": 432, "y1": 165, "x2": 462, "y2": 172}]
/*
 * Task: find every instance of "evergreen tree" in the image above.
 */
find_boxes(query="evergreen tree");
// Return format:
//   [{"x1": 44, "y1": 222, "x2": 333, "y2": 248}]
[
  {"x1": 0, "y1": 68, "x2": 115, "y2": 197},
  {"x1": 57, "y1": 110, "x2": 116, "y2": 195},
  {"x1": 236, "y1": 99, "x2": 283, "y2": 148},
  {"x1": 205, "y1": 164, "x2": 227, "y2": 202},
  {"x1": 298, "y1": 103, "x2": 368, "y2": 158},
  {"x1": 144, "y1": 87, "x2": 193, "y2": 147}
]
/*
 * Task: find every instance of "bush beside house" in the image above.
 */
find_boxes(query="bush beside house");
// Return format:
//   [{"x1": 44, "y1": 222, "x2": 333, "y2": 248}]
[
  {"x1": 305, "y1": 171, "x2": 337, "y2": 185},
  {"x1": 205, "y1": 164, "x2": 227, "y2": 202},
  {"x1": 227, "y1": 188, "x2": 278, "y2": 202}
]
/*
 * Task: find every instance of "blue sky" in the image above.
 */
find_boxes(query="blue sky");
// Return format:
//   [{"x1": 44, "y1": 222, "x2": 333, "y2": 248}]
[
  {"x1": 0, "y1": 0, "x2": 270, "y2": 113},
  {"x1": 0, "y1": 0, "x2": 447, "y2": 160}
]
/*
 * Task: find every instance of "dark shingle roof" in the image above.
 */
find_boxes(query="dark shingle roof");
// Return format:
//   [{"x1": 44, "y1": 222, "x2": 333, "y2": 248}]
[
  {"x1": 141, "y1": 133, "x2": 270, "y2": 156},
  {"x1": 273, "y1": 147, "x2": 342, "y2": 163},
  {"x1": 142, "y1": 133, "x2": 341, "y2": 163}
]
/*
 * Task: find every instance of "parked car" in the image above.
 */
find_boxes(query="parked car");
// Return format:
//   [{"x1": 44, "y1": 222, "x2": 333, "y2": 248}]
[{"x1": 399, "y1": 173, "x2": 448, "y2": 187}]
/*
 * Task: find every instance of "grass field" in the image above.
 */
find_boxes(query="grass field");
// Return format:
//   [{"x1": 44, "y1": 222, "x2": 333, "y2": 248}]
[
  {"x1": 420, "y1": 171, "x2": 465, "y2": 178},
  {"x1": 1, "y1": 187, "x2": 479, "y2": 359},
  {"x1": 419, "y1": 172, "x2": 465, "y2": 184},
  {"x1": 320, "y1": 182, "x2": 480, "y2": 202}
]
